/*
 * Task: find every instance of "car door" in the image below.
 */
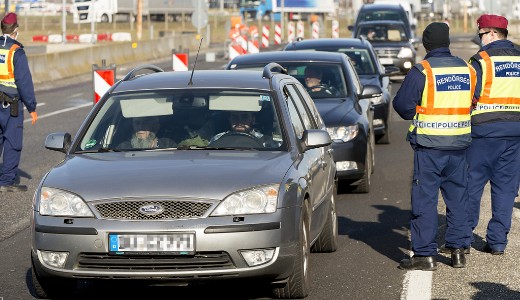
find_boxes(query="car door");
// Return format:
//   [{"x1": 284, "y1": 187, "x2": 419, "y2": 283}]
[{"x1": 284, "y1": 83, "x2": 331, "y2": 239}]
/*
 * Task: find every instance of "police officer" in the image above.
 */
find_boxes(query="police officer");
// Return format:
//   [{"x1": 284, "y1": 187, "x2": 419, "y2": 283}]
[
  {"x1": 0, "y1": 13, "x2": 38, "y2": 192},
  {"x1": 393, "y1": 22, "x2": 476, "y2": 270},
  {"x1": 466, "y1": 15, "x2": 520, "y2": 255}
]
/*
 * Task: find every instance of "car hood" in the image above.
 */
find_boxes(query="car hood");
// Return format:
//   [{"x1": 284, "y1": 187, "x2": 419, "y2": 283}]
[
  {"x1": 313, "y1": 98, "x2": 356, "y2": 127},
  {"x1": 371, "y1": 41, "x2": 412, "y2": 49},
  {"x1": 42, "y1": 151, "x2": 293, "y2": 201}
]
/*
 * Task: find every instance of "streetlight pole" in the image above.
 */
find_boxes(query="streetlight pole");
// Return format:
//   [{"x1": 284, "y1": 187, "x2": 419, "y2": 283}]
[
  {"x1": 4, "y1": 0, "x2": 8, "y2": 13},
  {"x1": 61, "y1": 0, "x2": 66, "y2": 44}
]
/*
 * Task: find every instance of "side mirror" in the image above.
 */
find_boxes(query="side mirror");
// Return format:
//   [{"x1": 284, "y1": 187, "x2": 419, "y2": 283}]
[
  {"x1": 45, "y1": 132, "x2": 72, "y2": 153},
  {"x1": 359, "y1": 84, "x2": 383, "y2": 99},
  {"x1": 301, "y1": 129, "x2": 332, "y2": 151},
  {"x1": 347, "y1": 25, "x2": 354, "y2": 31},
  {"x1": 383, "y1": 66, "x2": 400, "y2": 76}
]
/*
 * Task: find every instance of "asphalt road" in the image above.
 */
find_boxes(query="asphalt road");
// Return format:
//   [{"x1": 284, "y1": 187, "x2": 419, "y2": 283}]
[{"x1": 0, "y1": 35, "x2": 519, "y2": 299}]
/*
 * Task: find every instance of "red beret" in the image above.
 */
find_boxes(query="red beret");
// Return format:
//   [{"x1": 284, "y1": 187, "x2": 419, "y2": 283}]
[
  {"x1": 477, "y1": 14, "x2": 508, "y2": 29},
  {"x1": 1, "y1": 13, "x2": 17, "y2": 25}
]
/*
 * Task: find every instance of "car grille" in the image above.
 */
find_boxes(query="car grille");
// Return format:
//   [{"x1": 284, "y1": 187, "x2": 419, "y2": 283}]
[
  {"x1": 94, "y1": 200, "x2": 213, "y2": 220},
  {"x1": 375, "y1": 48, "x2": 400, "y2": 58},
  {"x1": 76, "y1": 252, "x2": 235, "y2": 271}
]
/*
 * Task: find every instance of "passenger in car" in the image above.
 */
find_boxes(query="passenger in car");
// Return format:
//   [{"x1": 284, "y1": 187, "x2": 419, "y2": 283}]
[
  {"x1": 118, "y1": 116, "x2": 175, "y2": 149},
  {"x1": 304, "y1": 66, "x2": 334, "y2": 97}
]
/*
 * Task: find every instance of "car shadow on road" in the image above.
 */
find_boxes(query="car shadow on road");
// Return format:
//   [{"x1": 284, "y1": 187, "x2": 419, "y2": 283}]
[{"x1": 337, "y1": 205, "x2": 411, "y2": 263}]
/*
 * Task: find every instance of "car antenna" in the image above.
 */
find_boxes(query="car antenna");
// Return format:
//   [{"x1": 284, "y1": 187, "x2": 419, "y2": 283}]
[{"x1": 188, "y1": 38, "x2": 203, "y2": 86}]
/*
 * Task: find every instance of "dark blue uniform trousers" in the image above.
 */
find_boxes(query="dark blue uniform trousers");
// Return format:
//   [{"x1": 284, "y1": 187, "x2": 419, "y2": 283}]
[
  {"x1": 411, "y1": 148, "x2": 470, "y2": 256},
  {"x1": 466, "y1": 138, "x2": 520, "y2": 251},
  {"x1": 0, "y1": 106, "x2": 23, "y2": 186}
]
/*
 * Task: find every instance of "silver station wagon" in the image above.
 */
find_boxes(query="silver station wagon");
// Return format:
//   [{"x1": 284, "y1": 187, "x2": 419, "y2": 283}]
[{"x1": 31, "y1": 64, "x2": 337, "y2": 299}]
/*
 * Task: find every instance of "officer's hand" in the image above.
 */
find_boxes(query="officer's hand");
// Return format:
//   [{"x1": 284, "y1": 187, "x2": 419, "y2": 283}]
[{"x1": 30, "y1": 111, "x2": 38, "y2": 125}]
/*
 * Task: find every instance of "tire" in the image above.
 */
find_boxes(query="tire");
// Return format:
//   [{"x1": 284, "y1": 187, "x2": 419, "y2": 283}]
[
  {"x1": 352, "y1": 143, "x2": 372, "y2": 193},
  {"x1": 376, "y1": 122, "x2": 390, "y2": 144},
  {"x1": 31, "y1": 257, "x2": 76, "y2": 299},
  {"x1": 100, "y1": 14, "x2": 109, "y2": 23},
  {"x1": 272, "y1": 201, "x2": 310, "y2": 299},
  {"x1": 311, "y1": 192, "x2": 338, "y2": 253}
]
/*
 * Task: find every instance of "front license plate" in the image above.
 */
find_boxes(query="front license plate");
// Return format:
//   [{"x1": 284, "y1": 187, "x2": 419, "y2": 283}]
[
  {"x1": 109, "y1": 233, "x2": 195, "y2": 255},
  {"x1": 379, "y1": 58, "x2": 393, "y2": 65}
]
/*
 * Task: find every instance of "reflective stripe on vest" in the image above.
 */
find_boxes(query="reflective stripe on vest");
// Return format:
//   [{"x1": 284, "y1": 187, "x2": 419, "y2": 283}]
[
  {"x1": 472, "y1": 51, "x2": 520, "y2": 121},
  {"x1": 0, "y1": 43, "x2": 19, "y2": 94},
  {"x1": 409, "y1": 57, "x2": 475, "y2": 148}
]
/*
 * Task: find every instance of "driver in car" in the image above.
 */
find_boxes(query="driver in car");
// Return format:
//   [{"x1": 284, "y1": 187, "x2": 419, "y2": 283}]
[
  {"x1": 304, "y1": 66, "x2": 333, "y2": 97},
  {"x1": 210, "y1": 111, "x2": 264, "y2": 144}
]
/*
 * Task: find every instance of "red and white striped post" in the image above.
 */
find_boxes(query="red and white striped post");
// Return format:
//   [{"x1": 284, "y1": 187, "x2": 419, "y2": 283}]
[
  {"x1": 287, "y1": 22, "x2": 295, "y2": 43},
  {"x1": 172, "y1": 52, "x2": 189, "y2": 71},
  {"x1": 262, "y1": 25, "x2": 270, "y2": 48},
  {"x1": 274, "y1": 23, "x2": 282, "y2": 45},
  {"x1": 332, "y1": 20, "x2": 339, "y2": 38},
  {"x1": 312, "y1": 21, "x2": 320, "y2": 39},
  {"x1": 92, "y1": 60, "x2": 116, "y2": 104},
  {"x1": 296, "y1": 21, "x2": 304, "y2": 39}
]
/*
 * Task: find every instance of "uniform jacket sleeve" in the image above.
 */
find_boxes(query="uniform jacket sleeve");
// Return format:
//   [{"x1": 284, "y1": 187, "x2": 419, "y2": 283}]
[
  {"x1": 13, "y1": 48, "x2": 37, "y2": 113},
  {"x1": 392, "y1": 66, "x2": 425, "y2": 120},
  {"x1": 469, "y1": 57, "x2": 482, "y2": 107}
]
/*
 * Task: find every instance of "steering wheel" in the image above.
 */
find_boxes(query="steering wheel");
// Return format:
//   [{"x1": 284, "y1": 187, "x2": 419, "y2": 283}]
[
  {"x1": 209, "y1": 131, "x2": 263, "y2": 148},
  {"x1": 307, "y1": 84, "x2": 336, "y2": 96}
]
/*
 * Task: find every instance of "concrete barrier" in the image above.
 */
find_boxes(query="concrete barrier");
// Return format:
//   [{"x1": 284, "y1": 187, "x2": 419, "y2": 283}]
[{"x1": 28, "y1": 33, "x2": 202, "y2": 85}]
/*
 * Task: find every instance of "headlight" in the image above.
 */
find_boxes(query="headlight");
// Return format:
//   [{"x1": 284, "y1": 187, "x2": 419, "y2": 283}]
[
  {"x1": 39, "y1": 187, "x2": 94, "y2": 217},
  {"x1": 369, "y1": 94, "x2": 385, "y2": 105},
  {"x1": 327, "y1": 125, "x2": 359, "y2": 142},
  {"x1": 211, "y1": 184, "x2": 279, "y2": 216},
  {"x1": 397, "y1": 47, "x2": 413, "y2": 58}
]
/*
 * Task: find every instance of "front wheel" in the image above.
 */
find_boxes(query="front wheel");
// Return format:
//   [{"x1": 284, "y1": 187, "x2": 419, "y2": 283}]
[
  {"x1": 272, "y1": 201, "x2": 310, "y2": 299},
  {"x1": 31, "y1": 258, "x2": 77, "y2": 299}
]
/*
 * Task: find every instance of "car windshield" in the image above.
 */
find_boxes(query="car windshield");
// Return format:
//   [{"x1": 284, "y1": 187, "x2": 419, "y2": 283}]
[
  {"x1": 341, "y1": 49, "x2": 376, "y2": 75},
  {"x1": 231, "y1": 63, "x2": 348, "y2": 99},
  {"x1": 358, "y1": 10, "x2": 405, "y2": 22},
  {"x1": 357, "y1": 24, "x2": 408, "y2": 42},
  {"x1": 75, "y1": 89, "x2": 285, "y2": 152}
]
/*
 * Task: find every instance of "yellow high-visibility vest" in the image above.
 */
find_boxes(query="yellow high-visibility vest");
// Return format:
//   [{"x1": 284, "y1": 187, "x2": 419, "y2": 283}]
[
  {"x1": 409, "y1": 56, "x2": 476, "y2": 148},
  {"x1": 0, "y1": 42, "x2": 19, "y2": 95},
  {"x1": 472, "y1": 50, "x2": 520, "y2": 124}
]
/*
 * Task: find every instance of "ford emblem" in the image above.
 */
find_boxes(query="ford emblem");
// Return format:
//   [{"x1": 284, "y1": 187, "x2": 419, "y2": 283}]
[{"x1": 139, "y1": 204, "x2": 164, "y2": 215}]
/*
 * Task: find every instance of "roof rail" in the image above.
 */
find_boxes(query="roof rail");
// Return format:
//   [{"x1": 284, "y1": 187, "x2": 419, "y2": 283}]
[
  {"x1": 122, "y1": 65, "x2": 164, "y2": 81},
  {"x1": 262, "y1": 63, "x2": 288, "y2": 79}
]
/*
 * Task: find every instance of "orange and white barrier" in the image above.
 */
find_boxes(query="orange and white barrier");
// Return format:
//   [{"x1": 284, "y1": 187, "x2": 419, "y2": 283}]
[
  {"x1": 229, "y1": 41, "x2": 246, "y2": 60},
  {"x1": 332, "y1": 20, "x2": 339, "y2": 38},
  {"x1": 312, "y1": 21, "x2": 320, "y2": 39},
  {"x1": 287, "y1": 22, "x2": 295, "y2": 43},
  {"x1": 173, "y1": 53, "x2": 188, "y2": 71},
  {"x1": 296, "y1": 21, "x2": 304, "y2": 39},
  {"x1": 262, "y1": 25, "x2": 269, "y2": 48},
  {"x1": 274, "y1": 23, "x2": 281, "y2": 45},
  {"x1": 248, "y1": 39, "x2": 259, "y2": 53}
]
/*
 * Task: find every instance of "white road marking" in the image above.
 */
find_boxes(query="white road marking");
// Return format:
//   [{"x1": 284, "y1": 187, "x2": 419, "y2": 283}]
[
  {"x1": 401, "y1": 270, "x2": 432, "y2": 300},
  {"x1": 24, "y1": 102, "x2": 92, "y2": 123}
]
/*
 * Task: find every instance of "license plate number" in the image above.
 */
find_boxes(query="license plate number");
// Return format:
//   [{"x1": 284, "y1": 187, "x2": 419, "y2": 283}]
[
  {"x1": 379, "y1": 58, "x2": 393, "y2": 65},
  {"x1": 109, "y1": 233, "x2": 195, "y2": 255}
]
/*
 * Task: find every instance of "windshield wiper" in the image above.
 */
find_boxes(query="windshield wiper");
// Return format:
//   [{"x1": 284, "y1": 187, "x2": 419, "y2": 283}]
[{"x1": 97, "y1": 147, "x2": 121, "y2": 152}]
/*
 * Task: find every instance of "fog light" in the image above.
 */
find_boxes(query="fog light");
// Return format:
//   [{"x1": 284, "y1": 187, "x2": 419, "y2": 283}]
[
  {"x1": 373, "y1": 119, "x2": 384, "y2": 126},
  {"x1": 336, "y1": 161, "x2": 358, "y2": 171},
  {"x1": 240, "y1": 248, "x2": 275, "y2": 266},
  {"x1": 404, "y1": 61, "x2": 412, "y2": 69},
  {"x1": 38, "y1": 250, "x2": 68, "y2": 269}
]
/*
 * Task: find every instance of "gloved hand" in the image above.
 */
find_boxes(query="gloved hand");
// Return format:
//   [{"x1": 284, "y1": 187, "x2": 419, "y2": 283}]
[{"x1": 30, "y1": 111, "x2": 38, "y2": 125}]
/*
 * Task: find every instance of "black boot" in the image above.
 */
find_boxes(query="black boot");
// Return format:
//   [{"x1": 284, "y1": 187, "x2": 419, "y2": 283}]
[
  {"x1": 399, "y1": 256, "x2": 437, "y2": 271},
  {"x1": 439, "y1": 244, "x2": 470, "y2": 254},
  {"x1": 451, "y1": 248, "x2": 466, "y2": 268}
]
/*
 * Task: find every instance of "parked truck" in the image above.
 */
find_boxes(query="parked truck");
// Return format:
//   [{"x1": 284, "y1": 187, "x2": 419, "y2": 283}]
[
  {"x1": 72, "y1": 0, "x2": 196, "y2": 24},
  {"x1": 239, "y1": 0, "x2": 336, "y2": 22}
]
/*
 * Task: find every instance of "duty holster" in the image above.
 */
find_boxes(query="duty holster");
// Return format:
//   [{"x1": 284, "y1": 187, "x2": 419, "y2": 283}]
[{"x1": 1, "y1": 92, "x2": 19, "y2": 117}]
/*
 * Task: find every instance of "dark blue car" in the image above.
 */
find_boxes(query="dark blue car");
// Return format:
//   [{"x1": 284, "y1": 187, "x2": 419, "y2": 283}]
[{"x1": 227, "y1": 51, "x2": 382, "y2": 192}]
